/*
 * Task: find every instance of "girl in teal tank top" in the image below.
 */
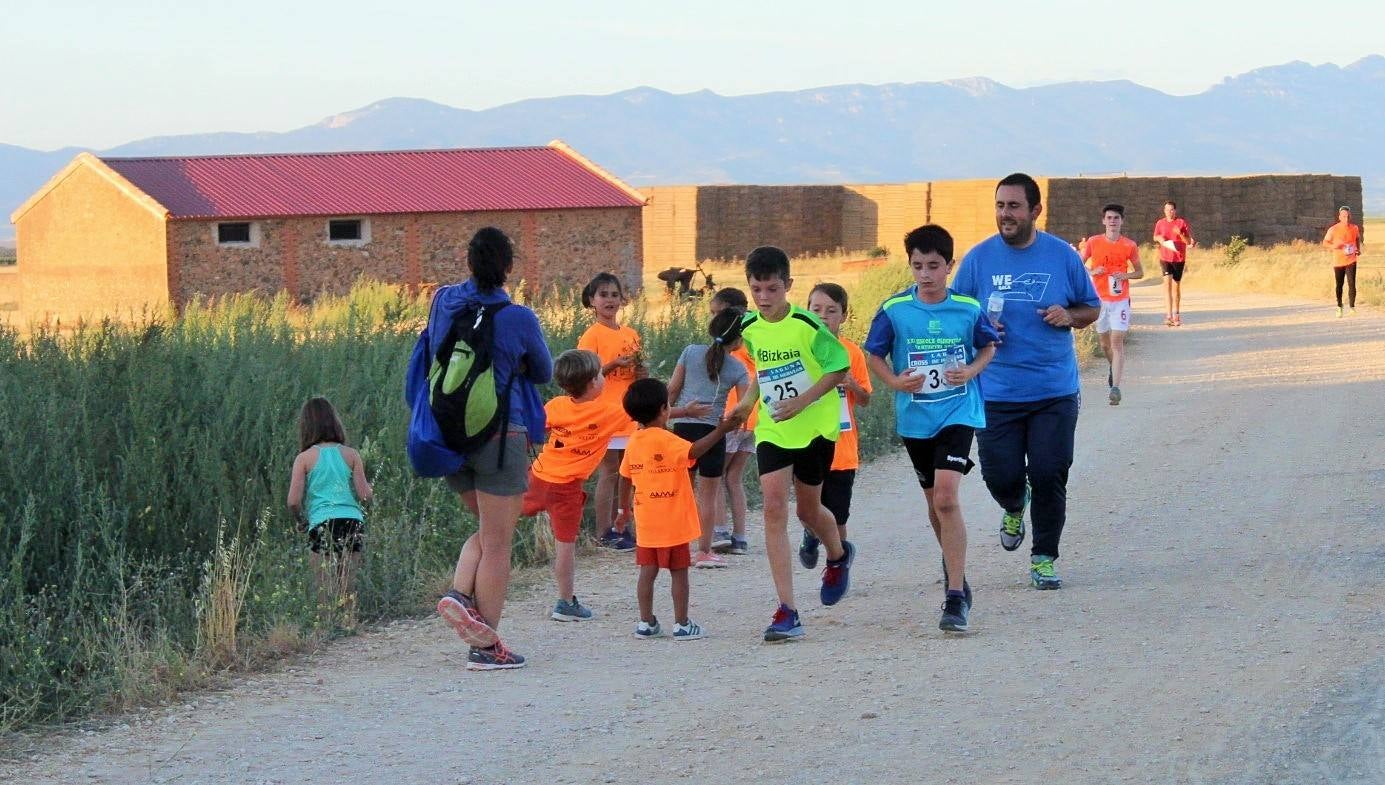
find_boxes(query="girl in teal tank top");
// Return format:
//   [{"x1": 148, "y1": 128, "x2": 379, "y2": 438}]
[{"x1": 287, "y1": 397, "x2": 373, "y2": 621}]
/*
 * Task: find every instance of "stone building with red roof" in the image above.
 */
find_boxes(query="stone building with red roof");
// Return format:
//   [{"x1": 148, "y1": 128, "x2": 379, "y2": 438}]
[{"x1": 9, "y1": 140, "x2": 645, "y2": 323}]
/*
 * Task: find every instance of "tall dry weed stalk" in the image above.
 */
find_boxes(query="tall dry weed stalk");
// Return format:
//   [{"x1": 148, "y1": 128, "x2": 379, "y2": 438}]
[{"x1": 195, "y1": 520, "x2": 261, "y2": 667}]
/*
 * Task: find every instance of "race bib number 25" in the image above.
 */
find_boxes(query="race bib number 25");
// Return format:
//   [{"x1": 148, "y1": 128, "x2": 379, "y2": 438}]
[{"x1": 759, "y1": 360, "x2": 812, "y2": 405}]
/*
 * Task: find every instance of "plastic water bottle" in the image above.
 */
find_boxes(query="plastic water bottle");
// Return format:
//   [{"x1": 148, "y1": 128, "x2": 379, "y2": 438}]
[{"x1": 986, "y1": 292, "x2": 1005, "y2": 326}]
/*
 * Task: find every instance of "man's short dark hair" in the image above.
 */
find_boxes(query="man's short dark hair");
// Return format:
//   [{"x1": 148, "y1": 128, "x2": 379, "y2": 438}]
[
  {"x1": 1164, "y1": 200, "x2": 1178, "y2": 209},
  {"x1": 622, "y1": 378, "x2": 668, "y2": 426},
  {"x1": 996, "y1": 173, "x2": 1041, "y2": 209},
  {"x1": 746, "y1": 246, "x2": 791, "y2": 282},
  {"x1": 1103, "y1": 203, "x2": 1125, "y2": 217},
  {"x1": 903, "y1": 224, "x2": 955, "y2": 263}
]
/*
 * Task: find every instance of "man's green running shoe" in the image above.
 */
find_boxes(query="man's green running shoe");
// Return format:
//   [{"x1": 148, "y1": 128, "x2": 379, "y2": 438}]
[
  {"x1": 999, "y1": 484, "x2": 1029, "y2": 551},
  {"x1": 1029, "y1": 556, "x2": 1062, "y2": 590}
]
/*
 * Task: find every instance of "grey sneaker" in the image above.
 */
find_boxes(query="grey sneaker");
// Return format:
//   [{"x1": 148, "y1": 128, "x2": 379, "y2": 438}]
[
  {"x1": 728, "y1": 536, "x2": 749, "y2": 555},
  {"x1": 939, "y1": 594, "x2": 970, "y2": 633},
  {"x1": 999, "y1": 484, "x2": 1029, "y2": 551},
  {"x1": 711, "y1": 529, "x2": 734, "y2": 551},
  {"x1": 634, "y1": 618, "x2": 663, "y2": 638},
  {"x1": 551, "y1": 595, "x2": 593, "y2": 622},
  {"x1": 1109, "y1": 385, "x2": 1122, "y2": 406},
  {"x1": 673, "y1": 621, "x2": 704, "y2": 641}
]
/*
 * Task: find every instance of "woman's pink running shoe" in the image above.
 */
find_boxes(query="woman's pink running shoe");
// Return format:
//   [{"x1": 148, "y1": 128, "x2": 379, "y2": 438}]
[{"x1": 437, "y1": 590, "x2": 498, "y2": 648}]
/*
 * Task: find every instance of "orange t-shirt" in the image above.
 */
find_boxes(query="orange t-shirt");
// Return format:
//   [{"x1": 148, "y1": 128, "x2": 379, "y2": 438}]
[
  {"x1": 1325, "y1": 223, "x2": 1362, "y2": 268},
  {"x1": 531, "y1": 396, "x2": 627, "y2": 484},
  {"x1": 618, "y1": 427, "x2": 700, "y2": 548},
  {"x1": 723, "y1": 343, "x2": 759, "y2": 430},
  {"x1": 830, "y1": 339, "x2": 873, "y2": 471},
  {"x1": 1085, "y1": 234, "x2": 1140, "y2": 302},
  {"x1": 577, "y1": 322, "x2": 641, "y2": 438}
]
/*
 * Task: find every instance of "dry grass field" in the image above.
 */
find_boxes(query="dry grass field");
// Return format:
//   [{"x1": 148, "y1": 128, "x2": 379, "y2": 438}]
[{"x1": 1173, "y1": 218, "x2": 1383, "y2": 309}]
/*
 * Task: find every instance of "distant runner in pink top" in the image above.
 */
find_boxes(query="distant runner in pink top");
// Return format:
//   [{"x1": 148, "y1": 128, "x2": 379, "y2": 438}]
[{"x1": 1153, "y1": 200, "x2": 1195, "y2": 326}]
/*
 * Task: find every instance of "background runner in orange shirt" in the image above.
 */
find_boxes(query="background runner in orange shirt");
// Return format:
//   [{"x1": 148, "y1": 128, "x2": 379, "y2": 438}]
[
  {"x1": 1082, "y1": 203, "x2": 1144, "y2": 405},
  {"x1": 1322, "y1": 205, "x2": 1364, "y2": 317},
  {"x1": 799, "y1": 283, "x2": 872, "y2": 567}
]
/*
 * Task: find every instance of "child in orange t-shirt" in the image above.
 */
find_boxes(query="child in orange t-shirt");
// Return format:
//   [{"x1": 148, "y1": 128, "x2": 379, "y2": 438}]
[
  {"x1": 709, "y1": 287, "x2": 756, "y2": 555},
  {"x1": 578, "y1": 273, "x2": 645, "y2": 550},
  {"x1": 617, "y1": 378, "x2": 743, "y2": 640},
  {"x1": 799, "y1": 283, "x2": 873, "y2": 568},
  {"x1": 521, "y1": 349, "x2": 627, "y2": 622}
]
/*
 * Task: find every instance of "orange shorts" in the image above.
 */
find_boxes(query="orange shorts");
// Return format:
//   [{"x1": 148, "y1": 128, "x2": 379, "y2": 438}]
[
  {"x1": 521, "y1": 473, "x2": 587, "y2": 544},
  {"x1": 635, "y1": 544, "x2": 693, "y2": 570}
]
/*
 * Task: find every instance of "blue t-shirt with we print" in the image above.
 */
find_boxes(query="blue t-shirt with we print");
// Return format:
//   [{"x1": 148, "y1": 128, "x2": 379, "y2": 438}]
[
  {"x1": 864, "y1": 287, "x2": 1000, "y2": 440},
  {"x1": 952, "y1": 231, "x2": 1100, "y2": 403}
]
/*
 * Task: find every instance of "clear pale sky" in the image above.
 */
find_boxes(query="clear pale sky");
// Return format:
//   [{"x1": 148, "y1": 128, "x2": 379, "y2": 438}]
[{"x1": 5, "y1": 0, "x2": 1383, "y2": 151}]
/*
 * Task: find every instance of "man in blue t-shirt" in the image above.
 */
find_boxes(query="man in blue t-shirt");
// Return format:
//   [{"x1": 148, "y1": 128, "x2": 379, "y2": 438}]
[
  {"x1": 951, "y1": 173, "x2": 1099, "y2": 591},
  {"x1": 865, "y1": 224, "x2": 998, "y2": 633}
]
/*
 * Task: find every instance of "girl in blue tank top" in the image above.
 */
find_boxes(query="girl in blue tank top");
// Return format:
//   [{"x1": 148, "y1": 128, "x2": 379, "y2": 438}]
[{"x1": 287, "y1": 397, "x2": 373, "y2": 620}]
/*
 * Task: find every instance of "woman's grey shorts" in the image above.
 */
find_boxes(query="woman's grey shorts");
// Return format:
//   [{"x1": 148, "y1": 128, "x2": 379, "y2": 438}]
[{"x1": 444, "y1": 430, "x2": 531, "y2": 497}]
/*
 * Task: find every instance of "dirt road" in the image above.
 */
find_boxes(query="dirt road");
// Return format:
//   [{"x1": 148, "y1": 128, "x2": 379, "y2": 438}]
[{"x1": 5, "y1": 290, "x2": 1383, "y2": 784}]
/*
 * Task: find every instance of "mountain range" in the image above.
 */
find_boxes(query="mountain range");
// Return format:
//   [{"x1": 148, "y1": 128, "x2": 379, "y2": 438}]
[{"x1": 4, "y1": 56, "x2": 1383, "y2": 242}]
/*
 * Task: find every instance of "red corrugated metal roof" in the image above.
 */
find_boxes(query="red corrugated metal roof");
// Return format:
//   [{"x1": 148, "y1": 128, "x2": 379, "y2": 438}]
[{"x1": 100, "y1": 145, "x2": 644, "y2": 219}]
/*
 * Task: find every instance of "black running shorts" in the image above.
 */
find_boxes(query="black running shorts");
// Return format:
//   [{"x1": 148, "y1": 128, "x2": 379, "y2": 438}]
[{"x1": 902, "y1": 426, "x2": 976, "y2": 490}]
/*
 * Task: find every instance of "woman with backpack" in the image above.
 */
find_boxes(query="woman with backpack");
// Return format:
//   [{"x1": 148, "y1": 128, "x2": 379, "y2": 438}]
[{"x1": 416, "y1": 226, "x2": 553, "y2": 671}]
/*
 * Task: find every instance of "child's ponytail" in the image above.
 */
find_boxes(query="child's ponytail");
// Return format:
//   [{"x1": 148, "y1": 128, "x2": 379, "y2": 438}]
[{"x1": 704, "y1": 308, "x2": 745, "y2": 381}]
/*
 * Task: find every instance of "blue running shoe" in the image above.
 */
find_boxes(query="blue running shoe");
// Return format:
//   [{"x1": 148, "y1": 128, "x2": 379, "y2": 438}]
[
  {"x1": 673, "y1": 621, "x2": 704, "y2": 641},
  {"x1": 1030, "y1": 555, "x2": 1062, "y2": 590},
  {"x1": 820, "y1": 540, "x2": 855, "y2": 606},
  {"x1": 763, "y1": 604, "x2": 804, "y2": 643},
  {"x1": 551, "y1": 595, "x2": 593, "y2": 621},
  {"x1": 634, "y1": 618, "x2": 663, "y2": 638},
  {"x1": 799, "y1": 529, "x2": 820, "y2": 569},
  {"x1": 613, "y1": 530, "x2": 637, "y2": 552},
  {"x1": 728, "y1": 536, "x2": 749, "y2": 555},
  {"x1": 598, "y1": 528, "x2": 622, "y2": 548},
  {"x1": 465, "y1": 641, "x2": 526, "y2": 671}
]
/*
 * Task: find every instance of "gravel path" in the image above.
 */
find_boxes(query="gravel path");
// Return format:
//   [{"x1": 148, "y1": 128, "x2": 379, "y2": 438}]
[{"x1": 4, "y1": 289, "x2": 1382, "y2": 785}]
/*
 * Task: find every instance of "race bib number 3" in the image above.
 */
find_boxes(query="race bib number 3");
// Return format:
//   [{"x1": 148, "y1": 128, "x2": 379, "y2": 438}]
[
  {"x1": 908, "y1": 346, "x2": 966, "y2": 403},
  {"x1": 759, "y1": 360, "x2": 812, "y2": 405}
]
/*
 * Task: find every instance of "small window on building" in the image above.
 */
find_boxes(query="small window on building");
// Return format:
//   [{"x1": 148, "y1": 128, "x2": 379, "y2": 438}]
[
  {"x1": 217, "y1": 222, "x2": 252, "y2": 244},
  {"x1": 328, "y1": 219, "x2": 363, "y2": 242}
]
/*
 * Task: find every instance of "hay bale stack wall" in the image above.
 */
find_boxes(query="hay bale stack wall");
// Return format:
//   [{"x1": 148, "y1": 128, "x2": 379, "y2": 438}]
[{"x1": 643, "y1": 174, "x2": 1361, "y2": 268}]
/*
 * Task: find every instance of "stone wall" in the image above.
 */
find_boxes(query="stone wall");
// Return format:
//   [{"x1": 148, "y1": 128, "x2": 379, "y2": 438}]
[
  {"x1": 170, "y1": 207, "x2": 643, "y2": 305},
  {"x1": 643, "y1": 174, "x2": 1361, "y2": 268}
]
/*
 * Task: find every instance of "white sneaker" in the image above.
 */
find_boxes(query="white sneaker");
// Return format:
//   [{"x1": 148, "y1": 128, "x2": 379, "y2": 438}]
[
  {"x1": 694, "y1": 551, "x2": 728, "y2": 569},
  {"x1": 634, "y1": 619, "x2": 663, "y2": 638}
]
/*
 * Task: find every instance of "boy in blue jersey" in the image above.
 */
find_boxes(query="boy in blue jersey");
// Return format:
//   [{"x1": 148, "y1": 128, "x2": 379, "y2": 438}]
[
  {"x1": 865, "y1": 224, "x2": 998, "y2": 633},
  {"x1": 951, "y1": 173, "x2": 1099, "y2": 591}
]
